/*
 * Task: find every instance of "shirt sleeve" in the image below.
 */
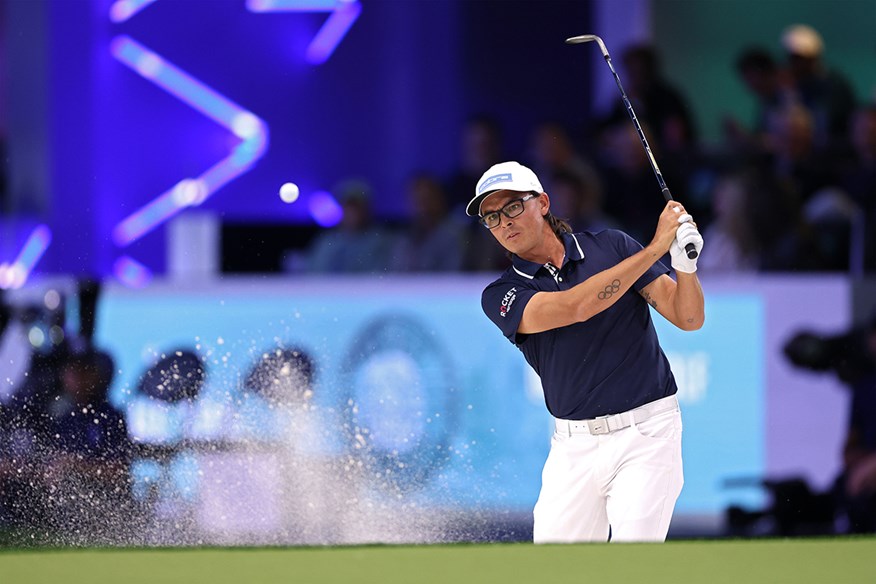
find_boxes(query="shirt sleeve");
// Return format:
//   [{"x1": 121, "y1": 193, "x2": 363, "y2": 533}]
[
  {"x1": 481, "y1": 279, "x2": 538, "y2": 345},
  {"x1": 610, "y1": 229, "x2": 669, "y2": 290}
]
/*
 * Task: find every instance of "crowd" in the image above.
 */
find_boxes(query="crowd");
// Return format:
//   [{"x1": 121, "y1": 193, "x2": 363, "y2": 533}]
[{"x1": 299, "y1": 24, "x2": 875, "y2": 276}]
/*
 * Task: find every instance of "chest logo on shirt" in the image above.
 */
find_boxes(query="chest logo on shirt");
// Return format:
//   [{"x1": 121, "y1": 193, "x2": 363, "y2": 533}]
[{"x1": 499, "y1": 287, "x2": 517, "y2": 317}]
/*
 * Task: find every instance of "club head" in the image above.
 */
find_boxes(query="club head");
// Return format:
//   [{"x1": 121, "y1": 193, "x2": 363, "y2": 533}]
[{"x1": 565, "y1": 34, "x2": 609, "y2": 58}]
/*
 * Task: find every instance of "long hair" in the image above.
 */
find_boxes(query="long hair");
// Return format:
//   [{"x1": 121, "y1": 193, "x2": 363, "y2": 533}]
[
  {"x1": 503, "y1": 208, "x2": 572, "y2": 261},
  {"x1": 545, "y1": 211, "x2": 572, "y2": 239}
]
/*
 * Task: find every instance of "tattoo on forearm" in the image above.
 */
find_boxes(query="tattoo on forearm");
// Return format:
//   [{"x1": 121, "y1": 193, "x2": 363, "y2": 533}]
[
  {"x1": 641, "y1": 289, "x2": 657, "y2": 308},
  {"x1": 597, "y1": 279, "x2": 621, "y2": 300}
]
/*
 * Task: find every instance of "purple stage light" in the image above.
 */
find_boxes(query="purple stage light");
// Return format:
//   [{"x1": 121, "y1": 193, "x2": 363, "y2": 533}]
[
  {"x1": 113, "y1": 255, "x2": 153, "y2": 288},
  {"x1": 307, "y1": 190, "x2": 343, "y2": 227},
  {"x1": 109, "y1": 0, "x2": 159, "y2": 23},
  {"x1": 110, "y1": 36, "x2": 268, "y2": 246},
  {"x1": 0, "y1": 225, "x2": 52, "y2": 290},
  {"x1": 306, "y1": 1, "x2": 361, "y2": 64},
  {"x1": 246, "y1": 0, "x2": 361, "y2": 64}
]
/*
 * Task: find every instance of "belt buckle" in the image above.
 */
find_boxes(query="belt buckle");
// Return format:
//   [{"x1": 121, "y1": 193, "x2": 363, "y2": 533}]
[{"x1": 586, "y1": 416, "x2": 610, "y2": 435}]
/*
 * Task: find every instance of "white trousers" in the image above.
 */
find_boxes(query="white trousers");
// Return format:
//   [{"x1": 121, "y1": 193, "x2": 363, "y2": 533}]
[{"x1": 532, "y1": 404, "x2": 684, "y2": 543}]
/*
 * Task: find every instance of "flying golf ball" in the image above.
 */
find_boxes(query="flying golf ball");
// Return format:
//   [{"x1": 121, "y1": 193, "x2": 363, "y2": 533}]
[{"x1": 279, "y1": 182, "x2": 299, "y2": 203}]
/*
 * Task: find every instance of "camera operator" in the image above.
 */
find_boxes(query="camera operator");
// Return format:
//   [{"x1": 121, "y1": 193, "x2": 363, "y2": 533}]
[
  {"x1": 784, "y1": 314, "x2": 876, "y2": 533},
  {"x1": 0, "y1": 280, "x2": 133, "y2": 542}
]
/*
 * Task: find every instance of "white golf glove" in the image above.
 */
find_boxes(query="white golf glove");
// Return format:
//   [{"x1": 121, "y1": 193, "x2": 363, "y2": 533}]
[{"x1": 670, "y1": 214, "x2": 703, "y2": 273}]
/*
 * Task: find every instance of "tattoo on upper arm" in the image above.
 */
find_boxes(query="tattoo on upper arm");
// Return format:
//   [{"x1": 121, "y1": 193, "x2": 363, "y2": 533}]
[
  {"x1": 597, "y1": 279, "x2": 621, "y2": 300},
  {"x1": 640, "y1": 289, "x2": 657, "y2": 308}
]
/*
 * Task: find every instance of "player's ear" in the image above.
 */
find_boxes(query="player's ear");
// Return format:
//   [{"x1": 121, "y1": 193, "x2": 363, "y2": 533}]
[{"x1": 540, "y1": 192, "x2": 550, "y2": 216}]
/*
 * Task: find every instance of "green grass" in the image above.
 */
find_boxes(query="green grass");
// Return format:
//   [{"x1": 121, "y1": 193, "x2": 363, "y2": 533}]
[{"x1": 2, "y1": 538, "x2": 876, "y2": 584}]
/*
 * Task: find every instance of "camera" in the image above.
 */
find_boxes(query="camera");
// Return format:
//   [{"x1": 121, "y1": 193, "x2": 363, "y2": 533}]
[{"x1": 783, "y1": 316, "x2": 876, "y2": 385}]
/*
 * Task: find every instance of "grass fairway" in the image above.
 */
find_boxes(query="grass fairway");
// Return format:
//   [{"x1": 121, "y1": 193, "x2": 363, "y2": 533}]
[{"x1": 2, "y1": 538, "x2": 875, "y2": 583}]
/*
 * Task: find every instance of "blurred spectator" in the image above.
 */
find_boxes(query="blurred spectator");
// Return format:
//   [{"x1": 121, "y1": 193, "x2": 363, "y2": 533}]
[
  {"x1": 390, "y1": 173, "x2": 465, "y2": 272},
  {"x1": 547, "y1": 169, "x2": 619, "y2": 233},
  {"x1": 461, "y1": 224, "x2": 512, "y2": 272},
  {"x1": 1, "y1": 347, "x2": 133, "y2": 543},
  {"x1": 760, "y1": 102, "x2": 854, "y2": 270},
  {"x1": 836, "y1": 105, "x2": 876, "y2": 271},
  {"x1": 602, "y1": 43, "x2": 698, "y2": 162},
  {"x1": 841, "y1": 105, "x2": 876, "y2": 204},
  {"x1": 450, "y1": 116, "x2": 512, "y2": 272},
  {"x1": 724, "y1": 47, "x2": 789, "y2": 158},
  {"x1": 781, "y1": 24, "x2": 858, "y2": 154},
  {"x1": 306, "y1": 179, "x2": 393, "y2": 274},
  {"x1": 47, "y1": 349, "x2": 128, "y2": 458},
  {"x1": 801, "y1": 186, "x2": 861, "y2": 272},
  {"x1": 596, "y1": 43, "x2": 705, "y2": 238},
  {"x1": 526, "y1": 120, "x2": 603, "y2": 203},
  {"x1": 696, "y1": 171, "x2": 762, "y2": 273},
  {"x1": 783, "y1": 316, "x2": 876, "y2": 533},
  {"x1": 446, "y1": 115, "x2": 505, "y2": 213},
  {"x1": 763, "y1": 102, "x2": 837, "y2": 204},
  {"x1": 835, "y1": 320, "x2": 876, "y2": 532},
  {"x1": 699, "y1": 160, "x2": 820, "y2": 272},
  {"x1": 1, "y1": 280, "x2": 134, "y2": 543},
  {"x1": 593, "y1": 120, "x2": 680, "y2": 244}
]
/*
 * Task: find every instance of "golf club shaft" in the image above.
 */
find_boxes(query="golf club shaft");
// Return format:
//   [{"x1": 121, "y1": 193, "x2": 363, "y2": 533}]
[{"x1": 566, "y1": 34, "x2": 698, "y2": 260}]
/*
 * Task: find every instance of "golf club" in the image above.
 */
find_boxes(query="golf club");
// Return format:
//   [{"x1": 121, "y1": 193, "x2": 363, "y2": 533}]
[{"x1": 566, "y1": 34, "x2": 698, "y2": 259}]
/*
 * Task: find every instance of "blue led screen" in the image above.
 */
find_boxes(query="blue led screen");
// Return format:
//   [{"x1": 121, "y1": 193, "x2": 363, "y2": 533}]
[{"x1": 95, "y1": 276, "x2": 764, "y2": 517}]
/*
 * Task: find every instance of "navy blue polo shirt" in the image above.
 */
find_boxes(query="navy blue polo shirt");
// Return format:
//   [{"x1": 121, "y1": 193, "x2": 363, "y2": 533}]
[{"x1": 481, "y1": 229, "x2": 677, "y2": 420}]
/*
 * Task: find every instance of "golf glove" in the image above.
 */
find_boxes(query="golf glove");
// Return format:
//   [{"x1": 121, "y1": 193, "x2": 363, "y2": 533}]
[{"x1": 670, "y1": 216, "x2": 703, "y2": 273}]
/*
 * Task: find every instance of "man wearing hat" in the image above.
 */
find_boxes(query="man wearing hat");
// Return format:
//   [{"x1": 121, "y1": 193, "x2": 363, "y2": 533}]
[
  {"x1": 469, "y1": 161, "x2": 704, "y2": 542},
  {"x1": 782, "y1": 23, "x2": 857, "y2": 150}
]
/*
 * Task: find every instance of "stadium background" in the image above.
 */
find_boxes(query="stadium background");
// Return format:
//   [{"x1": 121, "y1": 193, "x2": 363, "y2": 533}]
[{"x1": 1, "y1": 0, "x2": 876, "y2": 579}]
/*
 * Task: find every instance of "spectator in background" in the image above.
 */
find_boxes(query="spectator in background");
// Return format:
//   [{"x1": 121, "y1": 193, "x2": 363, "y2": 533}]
[
  {"x1": 1, "y1": 346, "x2": 133, "y2": 543},
  {"x1": 781, "y1": 24, "x2": 857, "y2": 154},
  {"x1": 446, "y1": 115, "x2": 505, "y2": 213},
  {"x1": 724, "y1": 47, "x2": 789, "y2": 159},
  {"x1": 841, "y1": 106, "x2": 876, "y2": 205},
  {"x1": 306, "y1": 179, "x2": 393, "y2": 274},
  {"x1": 697, "y1": 160, "x2": 818, "y2": 273},
  {"x1": 784, "y1": 316, "x2": 876, "y2": 533},
  {"x1": 696, "y1": 171, "x2": 762, "y2": 273},
  {"x1": 602, "y1": 43, "x2": 698, "y2": 164},
  {"x1": 835, "y1": 318, "x2": 876, "y2": 532},
  {"x1": 526, "y1": 120, "x2": 603, "y2": 204},
  {"x1": 763, "y1": 102, "x2": 837, "y2": 204},
  {"x1": 390, "y1": 173, "x2": 465, "y2": 272},
  {"x1": 760, "y1": 102, "x2": 854, "y2": 270},
  {"x1": 594, "y1": 120, "x2": 677, "y2": 245},
  {"x1": 836, "y1": 105, "x2": 876, "y2": 272},
  {"x1": 548, "y1": 169, "x2": 619, "y2": 234},
  {"x1": 449, "y1": 116, "x2": 513, "y2": 272},
  {"x1": 597, "y1": 44, "x2": 705, "y2": 232}
]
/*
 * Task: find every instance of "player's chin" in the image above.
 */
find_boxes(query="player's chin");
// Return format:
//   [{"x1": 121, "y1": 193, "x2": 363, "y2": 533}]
[{"x1": 504, "y1": 232, "x2": 524, "y2": 247}]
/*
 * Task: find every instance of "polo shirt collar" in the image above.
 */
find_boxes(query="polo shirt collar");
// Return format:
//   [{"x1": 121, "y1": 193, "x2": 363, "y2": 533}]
[{"x1": 510, "y1": 232, "x2": 585, "y2": 280}]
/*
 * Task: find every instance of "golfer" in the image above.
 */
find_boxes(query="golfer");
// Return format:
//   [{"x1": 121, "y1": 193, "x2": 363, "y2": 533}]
[{"x1": 469, "y1": 161, "x2": 705, "y2": 542}]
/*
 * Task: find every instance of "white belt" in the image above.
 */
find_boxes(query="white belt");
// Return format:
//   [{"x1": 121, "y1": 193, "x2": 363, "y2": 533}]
[{"x1": 555, "y1": 395, "x2": 679, "y2": 436}]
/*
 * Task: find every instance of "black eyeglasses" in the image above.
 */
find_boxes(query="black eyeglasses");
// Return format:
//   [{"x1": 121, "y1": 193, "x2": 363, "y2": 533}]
[{"x1": 479, "y1": 193, "x2": 537, "y2": 229}]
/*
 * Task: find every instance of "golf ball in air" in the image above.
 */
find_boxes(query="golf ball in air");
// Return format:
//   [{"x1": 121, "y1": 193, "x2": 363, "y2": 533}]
[{"x1": 279, "y1": 182, "x2": 299, "y2": 203}]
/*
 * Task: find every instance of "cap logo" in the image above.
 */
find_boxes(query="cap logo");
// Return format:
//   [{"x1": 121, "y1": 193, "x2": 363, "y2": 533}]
[{"x1": 478, "y1": 173, "x2": 513, "y2": 194}]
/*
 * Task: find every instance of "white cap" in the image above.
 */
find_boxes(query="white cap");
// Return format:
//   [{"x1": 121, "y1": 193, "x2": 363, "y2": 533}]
[
  {"x1": 467, "y1": 161, "x2": 544, "y2": 217},
  {"x1": 782, "y1": 24, "x2": 823, "y2": 58}
]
